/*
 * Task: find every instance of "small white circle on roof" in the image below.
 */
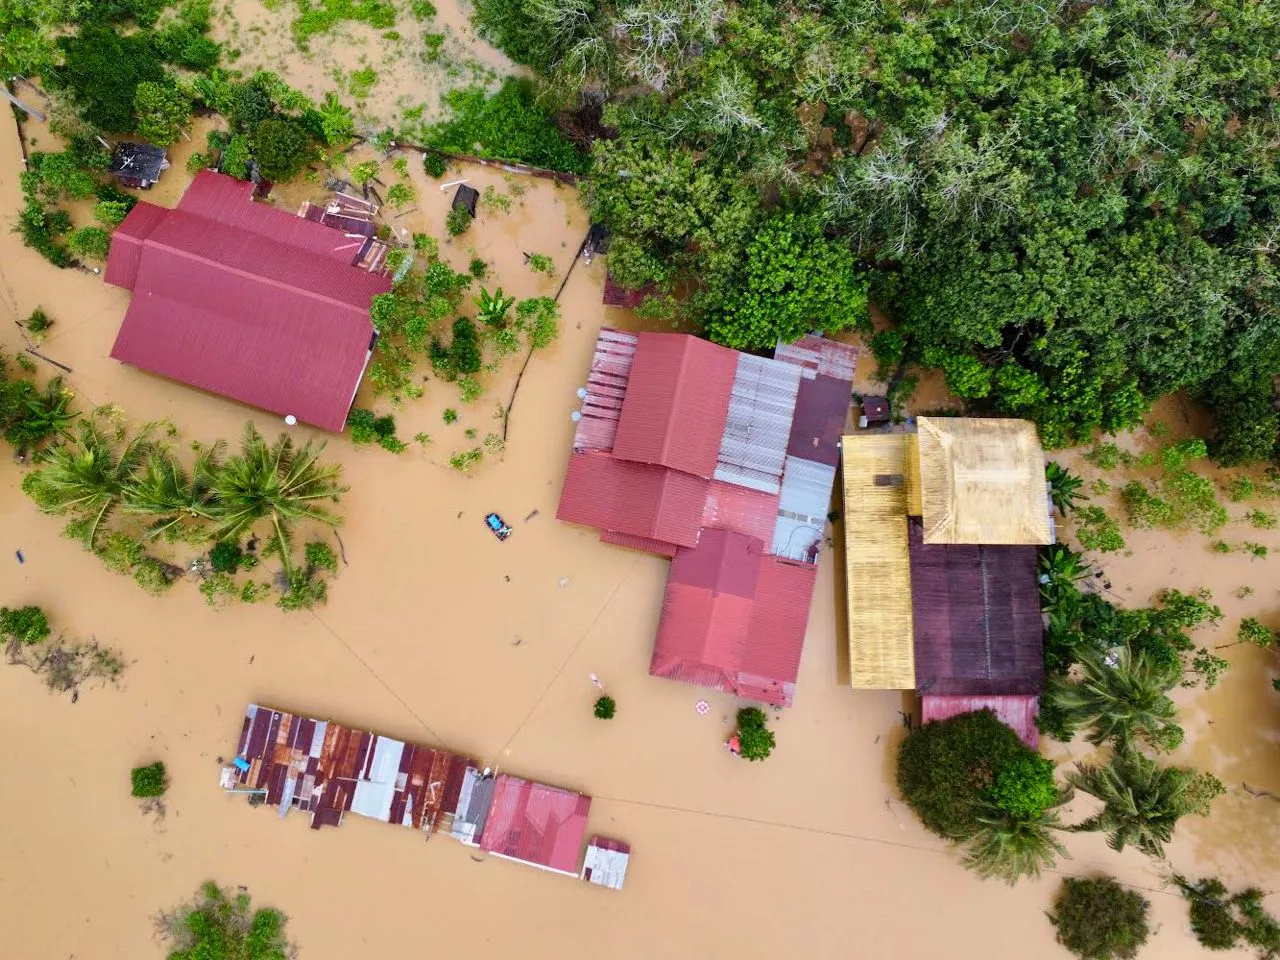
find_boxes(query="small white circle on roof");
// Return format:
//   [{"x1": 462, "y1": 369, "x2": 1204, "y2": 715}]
[
  {"x1": 285, "y1": 415, "x2": 297, "y2": 426},
  {"x1": 570, "y1": 411, "x2": 582, "y2": 422},
  {"x1": 576, "y1": 387, "x2": 587, "y2": 399}
]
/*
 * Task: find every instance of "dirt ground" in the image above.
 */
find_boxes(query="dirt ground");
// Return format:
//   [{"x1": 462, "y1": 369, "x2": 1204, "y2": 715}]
[{"x1": 1, "y1": 93, "x2": 1279, "y2": 960}]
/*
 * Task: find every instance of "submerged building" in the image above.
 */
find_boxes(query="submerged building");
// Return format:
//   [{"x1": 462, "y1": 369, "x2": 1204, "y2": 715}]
[
  {"x1": 841, "y1": 417, "x2": 1052, "y2": 746},
  {"x1": 221, "y1": 704, "x2": 628, "y2": 885},
  {"x1": 104, "y1": 171, "x2": 391, "y2": 431},
  {"x1": 556, "y1": 329, "x2": 857, "y2": 707}
]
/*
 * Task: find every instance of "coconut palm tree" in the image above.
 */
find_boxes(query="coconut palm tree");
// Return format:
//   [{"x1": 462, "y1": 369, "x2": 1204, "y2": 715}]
[
  {"x1": 963, "y1": 805, "x2": 1070, "y2": 884},
  {"x1": 204, "y1": 424, "x2": 346, "y2": 571},
  {"x1": 1067, "y1": 747, "x2": 1224, "y2": 859},
  {"x1": 1043, "y1": 644, "x2": 1183, "y2": 752},
  {"x1": 1046, "y1": 461, "x2": 1085, "y2": 515},
  {"x1": 122, "y1": 442, "x2": 224, "y2": 541},
  {"x1": 1039, "y1": 545, "x2": 1090, "y2": 605},
  {"x1": 22, "y1": 420, "x2": 154, "y2": 546},
  {"x1": 4, "y1": 375, "x2": 77, "y2": 451}
]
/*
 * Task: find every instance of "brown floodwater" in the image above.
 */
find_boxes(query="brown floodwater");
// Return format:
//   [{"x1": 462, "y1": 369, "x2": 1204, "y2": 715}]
[{"x1": 1, "y1": 89, "x2": 1278, "y2": 959}]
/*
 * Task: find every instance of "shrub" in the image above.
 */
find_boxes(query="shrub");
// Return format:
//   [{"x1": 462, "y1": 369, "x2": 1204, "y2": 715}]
[
  {"x1": 251, "y1": 117, "x2": 313, "y2": 182},
  {"x1": 93, "y1": 200, "x2": 130, "y2": 227},
  {"x1": 134, "y1": 80, "x2": 192, "y2": 146},
  {"x1": 469, "y1": 257, "x2": 488, "y2": 279},
  {"x1": 347, "y1": 407, "x2": 404, "y2": 452},
  {"x1": 593, "y1": 695, "x2": 616, "y2": 719},
  {"x1": 199, "y1": 571, "x2": 239, "y2": 607},
  {"x1": 985, "y1": 753, "x2": 1058, "y2": 820},
  {"x1": 132, "y1": 556, "x2": 176, "y2": 594},
  {"x1": 386, "y1": 182, "x2": 414, "y2": 208},
  {"x1": 220, "y1": 134, "x2": 251, "y2": 179},
  {"x1": 897, "y1": 709, "x2": 1037, "y2": 840},
  {"x1": 1176, "y1": 876, "x2": 1280, "y2": 955},
  {"x1": 278, "y1": 568, "x2": 328, "y2": 611},
  {"x1": 443, "y1": 408, "x2": 458, "y2": 425},
  {"x1": 67, "y1": 226, "x2": 112, "y2": 260},
  {"x1": 304, "y1": 541, "x2": 338, "y2": 573},
  {"x1": 130, "y1": 761, "x2": 167, "y2": 798},
  {"x1": 0, "y1": 605, "x2": 52, "y2": 645},
  {"x1": 24, "y1": 307, "x2": 53, "y2": 337},
  {"x1": 158, "y1": 883, "x2": 292, "y2": 959},
  {"x1": 1050, "y1": 876, "x2": 1150, "y2": 960},
  {"x1": 209, "y1": 540, "x2": 242, "y2": 573},
  {"x1": 423, "y1": 152, "x2": 448, "y2": 178},
  {"x1": 527, "y1": 253, "x2": 555, "y2": 276},
  {"x1": 736, "y1": 707, "x2": 775, "y2": 762},
  {"x1": 448, "y1": 317, "x2": 482, "y2": 374},
  {"x1": 446, "y1": 205, "x2": 473, "y2": 236},
  {"x1": 449, "y1": 447, "x2": 483, "y2": 471}
]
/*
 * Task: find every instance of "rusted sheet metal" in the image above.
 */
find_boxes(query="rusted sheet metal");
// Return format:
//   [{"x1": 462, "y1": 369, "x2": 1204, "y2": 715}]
[
  {"x1": 221, "y1": 704, "x2": 474, "y2": 834},
  {"x1": 773, "y1": 335, "x2": 858, "y2": 381},
  {"x1": 572, "y1": 328, "x2": 638, "y2": 453}
]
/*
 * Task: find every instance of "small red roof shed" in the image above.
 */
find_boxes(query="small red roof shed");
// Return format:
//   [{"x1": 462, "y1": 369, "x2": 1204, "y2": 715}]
[{"x1": 105, "y1": 171, "x2": 391, "y2": 431}]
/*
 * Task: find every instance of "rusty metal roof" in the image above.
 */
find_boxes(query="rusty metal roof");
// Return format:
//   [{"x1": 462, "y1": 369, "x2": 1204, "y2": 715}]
[{"x1": 572, "y1": 328, "x2": 638, "y2": 453}]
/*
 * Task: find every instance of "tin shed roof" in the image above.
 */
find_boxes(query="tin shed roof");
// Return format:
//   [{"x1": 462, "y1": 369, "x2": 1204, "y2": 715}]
[
  {"x1": 612, "y1": 333, "x2": 738, "y2": 478},
  {"x1": 104, "y1": 171, "x2": 390, "y2": 431}
]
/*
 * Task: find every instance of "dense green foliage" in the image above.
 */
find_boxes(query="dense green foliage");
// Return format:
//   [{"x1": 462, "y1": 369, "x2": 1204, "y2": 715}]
[
  {"x1": 0, "y1": 356, "x2": 76, "y2": 453},
  {"x1": 896, "y1": 709, "x2": 1043, "y2": 841},
  {"x1": 469, "y1": 0, "x2": 1280, "y2": 451},
  {"x1": 424, "y1": 79, "x2": 588, "y2": 172},
  {"x1": 134, "y1": 79, "x2": 193, "y2": 146},
  {"x1": 735, "y1": 707, "x2": 775, "y2": 762},
  {"x1": 159, "y1": 882, "x2": 291, "y2": 960},
  {"x1": 130, "y1": 760, "x2": 168, "y2": 798},
  {"x1": 593, "y1": 695, "x2": 615, "y2": 719},
  {"x1": 251, "y1": 117, "x2": 314, "y2": 181},
  {"x1": 346, "y1": 408, "x2": 406, "y2": 453},
  {"x1": 0, "y1": 604, "x2": 52, "y2": 645},
  {"x1": 1050, "y1": 876, "x2": 1151, "y2": 960},
  {"x1": 1067, "y1": 746, "x2": 1223, "y2": 859},
  {"x1": 1176, "y1": 876, "x2": 1280, "y2": 956},
  {"x1": 209, "y1": 540, "x2": 243, "y2": 573}
]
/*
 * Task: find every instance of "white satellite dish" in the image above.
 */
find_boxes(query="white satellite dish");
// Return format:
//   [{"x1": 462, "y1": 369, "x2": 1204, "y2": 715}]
[
  {"x1": 575, "y1": 387, "x2": 587, "y2": 399},
  {"x1": 285, "y1": 415, "x2": 297, "y2": 426},
  {"x1": 570, "y1": 411, "x2": 582, "y2": 422}
]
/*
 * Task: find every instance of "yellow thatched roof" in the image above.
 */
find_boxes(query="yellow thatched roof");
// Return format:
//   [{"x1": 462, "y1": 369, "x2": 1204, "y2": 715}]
[
  {"x1": 841, "y1": 434, "x2": 915, "y2": 689},
  {"x1": 915, "y1": 417, "x2": 1052, "y2": 545}
]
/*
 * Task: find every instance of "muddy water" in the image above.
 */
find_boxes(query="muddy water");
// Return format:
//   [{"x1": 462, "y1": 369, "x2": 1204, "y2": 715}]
[
  {"x1": 1, "y1": 109, "x2": 1278, "y2": 959},
  {"x1": 211, "y1": 0, "x2": 514, "y2": 133}
]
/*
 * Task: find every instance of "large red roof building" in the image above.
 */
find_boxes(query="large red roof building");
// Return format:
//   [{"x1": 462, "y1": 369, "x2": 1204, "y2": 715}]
[
  {"x1": 104, "y1": 171, "x2": 391, "y2": 431},
  {"x1": 557, "y1": 329, "x2": 856, "y2": 706}
]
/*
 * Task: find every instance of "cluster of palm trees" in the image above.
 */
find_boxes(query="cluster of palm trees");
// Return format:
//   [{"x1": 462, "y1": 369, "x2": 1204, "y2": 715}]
[{"x1": 23, "y1": 418, "x2": 347, "y2": 585}]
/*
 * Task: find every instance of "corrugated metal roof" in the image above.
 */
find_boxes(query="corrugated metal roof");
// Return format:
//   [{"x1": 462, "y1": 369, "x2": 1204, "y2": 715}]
[
  {"x1": 651, "y1": 533, "x2": 817, "y2": 707},
  {"x1": 602, "y1": 273, "x2": 655, "y2": 308},
  {"x1": 842, "y1": 434, "x2": 916, "y2": 689},
  {"x1": 701, "y1": 480, "x2": 780, "y2": 545},
  {"x1": 773, "y1": 334, "x2": 858, "y2": 381},
  {"x1": 786, "y1": 374, "x2": 853, "y2": 468},
  {"x1": 714, "y1": 354, "x2": 801, "y2": 493},
  {"x1": 450, "y1": 766, "x2": 496, "y2": 845},
  {"x1": 105, "y1": 171, "x2": 390, "y2": 432},
  {"x1": 556, "y1": 452, "x2": 706, "y2": 548},
  {"x1": 921, "y1": 695, "x2": 1040, "y2": 748},
  {"x1": 581, "y1": 836, "x2": 631, "y2": 890},
  {"x1": 479, "y1": 776, "x2": 592, "y2": 876},
  {"x1": 572, "y1": 328, "x2": 638, "y2": 453},
  {"x1": 222, "y1": 704, "x2": 471, "y2": 833},
  {"x1": 598, "y1": 529, "x2": 679, "y2": 556},
  {"x1": 771, "y1": 457, "x2": 836, "y2": 562},
  {"x1": 612, "y1": 333, "x2": 738, "y2": 479},
  {"x1": 102, "y1": 201, "x2": 167, "y2": 289},
  {"x1": 908, "y1": 518, "x2": 1044, "y2": 696}
]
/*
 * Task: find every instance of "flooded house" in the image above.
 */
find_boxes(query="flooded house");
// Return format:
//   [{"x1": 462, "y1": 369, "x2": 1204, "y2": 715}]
[
  {"x1": 108, "y1": 141, "x2": 169, "y2": 189},
  {"x1": 103, "y1": 170, "x2": 392, "y2": 431},
  {"x1": 556, "y1": 329, "x2": 857, "y2": 707},
  {"x1": 841, "y1": 417, "x2": 1052, "y2": 746},
  {"x1": 221, "y1": 705, "x2": 618, "y2": 884}
]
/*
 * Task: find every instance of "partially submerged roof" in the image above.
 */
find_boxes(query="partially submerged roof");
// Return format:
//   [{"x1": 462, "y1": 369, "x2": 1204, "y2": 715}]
[
  {"x1": 108, "y1": 141, "x2": 167, "y2": 183},
  {"x1": 908, "y1": 519, "x2": 1043, "y2": 695},
  {"x1": 921, "y1": 695, "x2": 1040, "y2": 749},
  {"x1": 651, "y1": 529, "x2": 817, "y2": 707},
  {"x1": 842, "y1": 433, "x2": 916, "y2": 689},
  {"x1": 479, "y1": 775, "x2": 591, "y2": 876},
  {"x1": 556, "y1": 452, "x2": 707, "y2": 551},
  {"x1": 105, "y1": 171, "x2": 390, "y2": 431},
  {"x1": 581, "y1": 836, "x2": 631, "y2": 890},
  {"x1": 915, "y1": 417, "x2": 1052, "y2": 545},
  {"x1": 452, "y1": 183, "x2": 479, "y2": 216},
  {"x1": 612, "y1": 332, "x2": 738, "y2": 478}
]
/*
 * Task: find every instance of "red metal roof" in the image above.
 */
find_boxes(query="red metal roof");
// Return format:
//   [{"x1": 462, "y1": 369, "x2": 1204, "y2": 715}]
[
  {"x1": 612, "y1": 333, "x2": 737, "y2": 479},
  {"x1": 921, "y1": 695, "x2": 1040, "y2": 749},
  {"x1": 602, "y1": 273, "x2": 655, "y2": 308},
  {"x1": 651, "y1": 531, "x2": 818, "y2": 706},
  {"x1": 701, "y1": 480, "x2": 780, "y2": 544},
  {"x1": 556, "y1": 452, "x2": 706, "y2": 548},
  {"x1": 105, "y1": 171, "x2": 390, "y2": 431},
  {"x1": 479, "y1": 775, "x2": 592, "y2": 875},
  {"x1": 598, "y1": 529, "x2": 679, "y2": 557}
]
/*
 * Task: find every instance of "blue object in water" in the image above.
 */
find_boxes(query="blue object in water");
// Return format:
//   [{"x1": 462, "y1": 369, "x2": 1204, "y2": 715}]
[
  {"x1": 15, "y1": 550, "x2": 24, "y2": 564},
  {"x1": 233, "y1": 757, "x2": 251, "y2": 773},
  {"x1": 484, "y1": 512, "x2": 512, "y2": 541}
]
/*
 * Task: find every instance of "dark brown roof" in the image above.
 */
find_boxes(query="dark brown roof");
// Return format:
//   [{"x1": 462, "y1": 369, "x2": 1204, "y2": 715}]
[{"x1": 907, "y1": 519, "x2": 1044, "y2": 695}]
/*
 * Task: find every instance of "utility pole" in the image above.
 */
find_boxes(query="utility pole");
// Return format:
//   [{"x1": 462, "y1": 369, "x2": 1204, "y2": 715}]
[{"x1": 2, "y1": 84, "x2": 45, "y2": 123}]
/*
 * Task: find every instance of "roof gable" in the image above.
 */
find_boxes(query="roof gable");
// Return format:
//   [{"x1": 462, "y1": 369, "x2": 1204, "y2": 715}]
[
  {"x1": 556, "y1": 452, "x2": 706, "y2": 548},
  {"x1": 612, "y1": 333, "x2": 737, "y2": 478}
]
